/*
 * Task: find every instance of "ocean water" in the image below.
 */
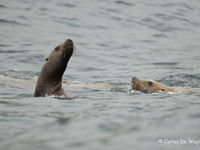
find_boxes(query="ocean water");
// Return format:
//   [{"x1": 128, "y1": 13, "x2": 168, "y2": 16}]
[{"x1": 0, "y1": 0, "x2": 200, "y2": 150}]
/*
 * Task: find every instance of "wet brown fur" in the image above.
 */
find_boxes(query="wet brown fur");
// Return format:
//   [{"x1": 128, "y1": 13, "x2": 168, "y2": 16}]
[
  {"x1": 131, "y1": 77, "x2": 192, "y2": 92},
  {"x1": 34, "y1": 39, "x2": 73, "y2": 97}
]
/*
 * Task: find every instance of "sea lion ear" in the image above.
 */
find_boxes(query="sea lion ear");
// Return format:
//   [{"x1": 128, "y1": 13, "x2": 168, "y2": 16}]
[{"x1": 45, "y1": 58, "x2": 48, "y2": 61}]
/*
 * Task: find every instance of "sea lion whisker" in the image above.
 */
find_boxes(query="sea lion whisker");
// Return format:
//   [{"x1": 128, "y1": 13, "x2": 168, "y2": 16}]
[{"x1": 73, "y1": 46, "x2": 77, "y2": 55}]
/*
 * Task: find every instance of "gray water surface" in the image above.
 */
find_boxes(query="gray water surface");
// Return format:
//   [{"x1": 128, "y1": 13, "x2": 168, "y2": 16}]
[{"x1": 0, "y1": 0, "x2": 200, "y2": 150}]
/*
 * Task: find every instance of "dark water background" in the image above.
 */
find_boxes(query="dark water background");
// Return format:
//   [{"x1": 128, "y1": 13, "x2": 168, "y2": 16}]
[{"x1": 0, "y1": 0, "x2": 200, "y2": 150}]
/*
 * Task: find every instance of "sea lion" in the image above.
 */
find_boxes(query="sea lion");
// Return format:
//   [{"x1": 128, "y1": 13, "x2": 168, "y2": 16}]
[
  {"x1": 34, "y1": 39, "x2": 74, "y2": 97},
  {"x1": 131, "y1": 77, "x2": 193, "y2": 93}
]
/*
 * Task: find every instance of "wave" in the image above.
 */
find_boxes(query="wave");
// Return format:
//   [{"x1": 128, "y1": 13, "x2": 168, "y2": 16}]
[{"x1": 0, "y1": 18, "x2": 28, "y2": 26}]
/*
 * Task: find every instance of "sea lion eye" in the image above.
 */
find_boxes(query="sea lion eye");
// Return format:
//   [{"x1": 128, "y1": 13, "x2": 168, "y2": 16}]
[
  {"x1": 45, "y1": 58, "x2": 48, "y2": 61},
  {"x1": 148, "y1": 82, "x2": 153, "y2": 86},
  {"x1": 55, "y1": 46, "x2": 59, "y2": 51}
]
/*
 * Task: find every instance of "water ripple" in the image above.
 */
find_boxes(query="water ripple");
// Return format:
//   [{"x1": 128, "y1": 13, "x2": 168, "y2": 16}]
[
  {"x1": 115, "y1": 0, "x2": 134, "y2": 6},
  {"x1": 0, "y1": 50, "x2": 27, "y2": 54},
  {"x1": 158, "y1": 73, "x2": 200, "y2": 87},
  {"x1": 162, "y1": 2, "x2": 194, "y2": 11},
  {"x1": 0, "y1": 4, "x2": 6, "y2": 8},
  {"x1": 152, "y1": 62, "x2": 179, "y2": 66},
  {"x1": 57, "y1": 2, "x2": 76, "y2": 8},
  {"x1": 0, "y1": 18, "x2": 28, "y2": 26},
  {"x1": 0, "y1": 44, "x2": 10, "y2": 47}
]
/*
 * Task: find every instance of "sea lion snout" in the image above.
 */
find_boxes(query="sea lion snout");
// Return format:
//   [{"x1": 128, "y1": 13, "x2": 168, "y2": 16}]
[
  {"x1": 62, "y1": 39, "x2": 74, "y2": 59},
  {"x1": 67, "y1": 39, "x2": 73, "y2": 44},
  {"x1": 64, "y1": 39, "x2": 73, "y2": 48},
  {"x1": 131, "y1": 77, "x2": 138, "y2": 90}
]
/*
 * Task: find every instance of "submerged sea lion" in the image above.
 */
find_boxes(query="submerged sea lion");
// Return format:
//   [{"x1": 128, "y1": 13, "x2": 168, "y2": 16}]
[
  {"x1": 34, "y1": 39, "x2": 74, "y2": 97},
  {"x1": 131, "y1": 77, "x2": 193, "y2": 93}
]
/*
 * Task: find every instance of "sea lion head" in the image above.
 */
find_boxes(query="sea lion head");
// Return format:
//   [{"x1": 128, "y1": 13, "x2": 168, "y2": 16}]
[
  {"x1": 42, "y1": 39, "x2": 74, "y2": 80},
  {"x1": 131, "y1": 77, "x2": 167, "y2": 92}
]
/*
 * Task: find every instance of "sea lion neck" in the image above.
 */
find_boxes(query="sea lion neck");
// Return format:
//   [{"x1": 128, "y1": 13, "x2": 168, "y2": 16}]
[{"x1": 41, "y1": 57, "x2": 67, "y2": 81}]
